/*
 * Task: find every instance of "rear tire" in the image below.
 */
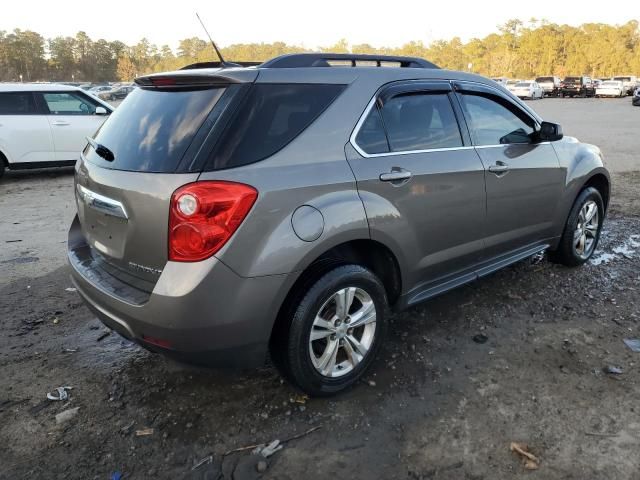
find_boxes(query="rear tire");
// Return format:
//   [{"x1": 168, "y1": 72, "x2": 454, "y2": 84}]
[
  {"x1": 274, "y1": 265, "x2": 388, "y2": 396},
  {"x1": 549, "y1": 187, "x2": 604, "y2": 267}
]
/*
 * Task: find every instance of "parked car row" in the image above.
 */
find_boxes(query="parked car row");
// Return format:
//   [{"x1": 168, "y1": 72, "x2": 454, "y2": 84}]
[
  {"x1": 494, "y1": 75, "x2": 638, "y2": 99},
  {"x1": 61, "y1": 82, "x2": 138, "y2": 102}
]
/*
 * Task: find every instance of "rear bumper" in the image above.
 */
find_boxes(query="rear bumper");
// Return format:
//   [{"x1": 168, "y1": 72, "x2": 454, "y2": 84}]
[
  {"x1": 68, "y1": 215, "x2": 292, "y2": 368},
  {"x1": 561, "y1": 87, "x2": 586, "y2": 95}
]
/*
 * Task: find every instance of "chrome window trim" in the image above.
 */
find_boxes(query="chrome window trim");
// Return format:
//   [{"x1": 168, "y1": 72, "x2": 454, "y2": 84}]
[
  {"x1": 475, "y1": 142, "x2": 551, "y2": 149},
  {"x1": 349, "y1": 96, "x2": 473, "y2": 159}
]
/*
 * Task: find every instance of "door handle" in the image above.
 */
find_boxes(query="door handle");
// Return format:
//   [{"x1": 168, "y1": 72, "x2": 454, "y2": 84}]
[
  {"x1": 52, "y1": 121, "x2": 70, "y2": 126},
  {"x1": 488, "y1": 161, "x2": 510, "y2": 175},
  {"x1": 379, "y1": 168, "x2": 412, "y2": 183}
]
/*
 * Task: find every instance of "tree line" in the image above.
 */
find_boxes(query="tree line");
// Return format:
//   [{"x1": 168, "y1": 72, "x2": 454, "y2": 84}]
[{"x1": 1, "y1": 19, "x2": 638, "y2": 83}]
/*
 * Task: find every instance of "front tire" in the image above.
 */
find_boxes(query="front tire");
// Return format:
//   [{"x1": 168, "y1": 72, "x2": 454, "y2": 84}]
[
  {"x1": 275, "y1": 265, "x2": 388, "y2": 396},
  {"x1": 550, "y1": 187, "x2": 604, "y2": 266}
]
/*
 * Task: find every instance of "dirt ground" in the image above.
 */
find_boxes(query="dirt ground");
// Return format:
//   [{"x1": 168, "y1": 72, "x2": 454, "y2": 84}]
[{"x1": 1, "y1": 98, "x2": 639, "y2": 479}]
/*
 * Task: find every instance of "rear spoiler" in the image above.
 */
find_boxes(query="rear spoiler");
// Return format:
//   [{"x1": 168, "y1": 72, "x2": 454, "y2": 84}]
[{"x1": 135, "y1": 69, "x2": 258, "y2": 88}]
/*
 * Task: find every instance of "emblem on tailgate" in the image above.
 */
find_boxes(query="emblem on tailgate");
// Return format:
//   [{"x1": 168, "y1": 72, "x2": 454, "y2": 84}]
[{"x1": 128, "y1": 262, "x2": 163, "y2": 275}]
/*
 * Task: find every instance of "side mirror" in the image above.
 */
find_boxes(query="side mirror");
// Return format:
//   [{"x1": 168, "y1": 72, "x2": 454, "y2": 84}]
[
  {"x1": 95, "y1": 106, "x2": 108, "y2": 116},
  {"x1": 538, "y1": 121, "x2": 563, "y2": 142}
]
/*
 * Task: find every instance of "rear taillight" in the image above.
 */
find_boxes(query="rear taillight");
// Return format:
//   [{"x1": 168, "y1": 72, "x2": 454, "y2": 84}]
[{"x1": 169, "y1": 181, "x2": 258, "y2": 262}]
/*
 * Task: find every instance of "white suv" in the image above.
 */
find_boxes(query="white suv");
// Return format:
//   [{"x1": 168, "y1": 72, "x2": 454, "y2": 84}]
[{"x1": 0, "y1": 83, "x2": 113, "y2": 177}]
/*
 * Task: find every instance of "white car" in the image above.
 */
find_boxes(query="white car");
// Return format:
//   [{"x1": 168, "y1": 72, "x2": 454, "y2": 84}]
[
  {"x1": 506, "y1": 79, "x2": 522, "y2": 93},
  {"x1": 0, "y1": 84, "x2": 113, "y2": 177},
  {"x1": 512, "y1": 81, "x2": 543, "y2": 100},
  {"x1": 612, "y1": 76, "x2": 638, "y2": 95},
  {"x1": 596, "y1": 80, "x2": 626, "y2": 98}
]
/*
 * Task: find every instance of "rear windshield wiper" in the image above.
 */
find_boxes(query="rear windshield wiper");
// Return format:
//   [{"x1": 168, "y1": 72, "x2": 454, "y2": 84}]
[{"x1": 86, "y1": 137, "x2": 115, "y2": 162}]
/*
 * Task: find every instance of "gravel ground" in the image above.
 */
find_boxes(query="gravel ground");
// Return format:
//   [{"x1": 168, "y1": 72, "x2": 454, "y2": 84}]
[{"x1": 1, "y1": 97, "x2": 639, "y2": 479}]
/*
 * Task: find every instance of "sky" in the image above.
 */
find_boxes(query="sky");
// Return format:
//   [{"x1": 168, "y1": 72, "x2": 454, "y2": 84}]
[{"x1": 1, "y1": 0, "x2": 636, "y2": 49}]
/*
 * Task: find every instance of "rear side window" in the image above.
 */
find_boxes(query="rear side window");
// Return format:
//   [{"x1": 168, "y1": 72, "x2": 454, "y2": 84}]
[
  {"x1": 0, "y1": 92, "x2": 37, "y2": 115},
  {"x1": 86, "y1": 87, "x2": 225, "y2": 172},
  {"x1": 355, "y1": 107, "x2": 389, "y2": 154},
  {"x1": 43, "y1": 92, "x2": 100, "y2": 115},
  {"x1": 380, "y1": 93, "x2": 462, "y2": 152},
  {"x1": 209, "y1": 84, "x2": 345, "y2": 170}
]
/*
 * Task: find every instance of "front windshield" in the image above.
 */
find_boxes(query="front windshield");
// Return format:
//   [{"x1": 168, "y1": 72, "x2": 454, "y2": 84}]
[{"x1": 515, "y1": 82, "x2": 531, "y2": 87}]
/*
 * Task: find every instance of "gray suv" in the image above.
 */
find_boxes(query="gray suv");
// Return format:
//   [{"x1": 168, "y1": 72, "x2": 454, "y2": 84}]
[{"x1": 68, "y1": 53, "x2": 610, "y2": 396}]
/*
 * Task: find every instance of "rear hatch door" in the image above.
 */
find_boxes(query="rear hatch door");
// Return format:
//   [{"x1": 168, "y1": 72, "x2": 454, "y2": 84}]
[{"x1": 73, "y1": 70, "x2": 256, "y2": 287}]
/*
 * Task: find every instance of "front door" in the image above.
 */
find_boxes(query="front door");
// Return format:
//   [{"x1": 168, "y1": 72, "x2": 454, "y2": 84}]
[
  {"x1": 454, "y1": 82, "x2": 565, "y2": 260},
  {"x1": 346, "y1": 81, "x2": 487, "y2": 301},
  {"x1": 38, "y1": 91, "x2": 109, "y2": 161}
]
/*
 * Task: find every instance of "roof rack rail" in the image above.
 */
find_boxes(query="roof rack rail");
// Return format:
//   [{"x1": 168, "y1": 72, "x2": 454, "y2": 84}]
[
  {"x1": 260, "y1": 53, "x2": 439, "y2": 69},
  {"x1": 180, "y1": 61, "x2": 262, "y2": 70}
]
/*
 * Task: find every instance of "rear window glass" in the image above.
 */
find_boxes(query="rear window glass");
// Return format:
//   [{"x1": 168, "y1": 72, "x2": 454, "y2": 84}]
[
  {"x1": 536, "y1": 77, "x2": 553, "y2": 82},
  {"x1": 0, "y1": 92, "x2": 37, "y2": 115},
  {"x1": 208, "y1": 84, "x2": 345, "y2": 170},
  {"x1": 564, "y1": 77, "x2": 580, "y2": 82},
  {"x1": 380, "y1": 93, "x2": 462, "y2": 152},
  {"x1": 86, "y1": 87, "x2": 225, "y2": 172},
  {"x1": 613, "y1": 77, "x2": 631, "y2": 81}
]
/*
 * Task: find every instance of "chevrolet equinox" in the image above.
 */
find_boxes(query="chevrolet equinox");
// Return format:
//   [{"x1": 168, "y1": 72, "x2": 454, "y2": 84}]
[{"x1": 68, "y1": 53, "x2": 610, "y2": 396}]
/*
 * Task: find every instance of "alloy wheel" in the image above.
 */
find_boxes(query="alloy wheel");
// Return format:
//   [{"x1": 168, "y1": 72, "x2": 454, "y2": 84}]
[
  {"x1": 308, "y1": 287, "x2": 377, "y2": 378},
  {"x1": 574, "y1": 200, "x2": 599, "y2": 259}
]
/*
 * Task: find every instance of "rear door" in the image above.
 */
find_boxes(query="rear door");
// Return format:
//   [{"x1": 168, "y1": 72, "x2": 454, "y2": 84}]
[
  {"x1": 0, "y1": 91, "x2": 54, "y2": 164},
  {"x1": 454, "y1": 82, "x2": 564, "y2": 260},
  {"x1": 347, "y1": 81, "x2": 487, "y2": 298},
  {"x1": 38, "y1": 90, "x2": 110, "y2": 161}
]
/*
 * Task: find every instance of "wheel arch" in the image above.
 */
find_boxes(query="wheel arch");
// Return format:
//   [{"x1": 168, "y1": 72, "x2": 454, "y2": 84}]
[
  {"x1": 0, "y1": 147, "x2": 9, "y2": 166},
  {"x1": 269, "y1": 238, "x2": 402, "y2": 347},
  {"x1": 582, "y1": 172, "x2": 610, "y2": 211}
]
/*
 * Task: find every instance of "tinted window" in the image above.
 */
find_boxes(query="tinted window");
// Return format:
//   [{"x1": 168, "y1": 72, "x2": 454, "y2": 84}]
[
  {"x1": 0, "y1": 92, "x2": 37, "y2": 115},
  {"x1": 459, "y1": 93, "x2": 535, "y2": 146},
  {"x1": 43, "y1": 91, "x2": 99, "y2": 115},
  {"x1": 86, "y1": 87, "x2": 225, "y2": 172},
  {"x1": 210, "y1": 84, "x2": 344, "y2": 170},
  {"x1": 536, "y1": 77, "x2": 553, "y2": 82},
  {"x1": 355, "y1": 107, "x2": 389, "y2": 154},
  {"x1": 380, "y1": 93, "x2": 462, "y2": 152}
]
